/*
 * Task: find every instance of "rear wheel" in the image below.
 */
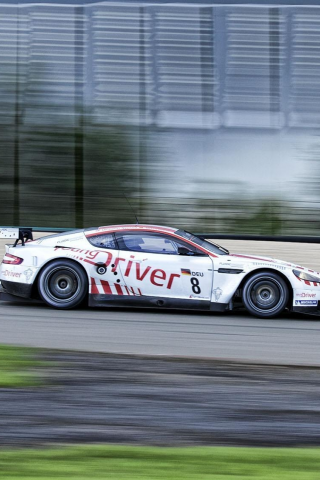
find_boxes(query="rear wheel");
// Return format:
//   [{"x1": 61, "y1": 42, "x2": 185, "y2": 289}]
[
  {"x1": 38, "y1": 260, "x2": 88, "y2": 309},
  {"x1": 242, "y1": 272, "x2": 289, "y2": 318}
]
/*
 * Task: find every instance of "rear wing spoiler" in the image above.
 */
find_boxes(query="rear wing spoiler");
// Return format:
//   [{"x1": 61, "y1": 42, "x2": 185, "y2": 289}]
[{"x1": 0, "y1": 227, "x2": 33, "y2": 246}]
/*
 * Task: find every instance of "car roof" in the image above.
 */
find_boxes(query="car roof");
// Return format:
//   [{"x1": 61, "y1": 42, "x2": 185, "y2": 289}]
[{"x1": 85, "y1": 224, "x2": 178, "y2": 237}]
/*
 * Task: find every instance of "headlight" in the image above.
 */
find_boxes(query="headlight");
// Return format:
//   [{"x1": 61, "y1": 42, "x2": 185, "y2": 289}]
[{"x1": 293, "y1": 269, "x2": 320, "y2": 283}]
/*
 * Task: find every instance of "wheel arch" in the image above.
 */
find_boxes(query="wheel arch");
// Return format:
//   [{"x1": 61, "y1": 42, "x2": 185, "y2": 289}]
[
  {"x1": 31, "y1": 257, "x2": 90, "y2": 298},
  {"x1": 238, "y1": 268, "x2": 293, "y2": 308}
]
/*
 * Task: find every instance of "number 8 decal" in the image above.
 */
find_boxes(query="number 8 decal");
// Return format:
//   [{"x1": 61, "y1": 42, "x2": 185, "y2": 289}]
[{"x1": 191, "y1": 277, "x2": 201, "y2": 294}]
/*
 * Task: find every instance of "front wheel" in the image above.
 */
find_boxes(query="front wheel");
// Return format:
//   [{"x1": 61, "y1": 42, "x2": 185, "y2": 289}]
[
  {"x1": 38, "y1": 260, "x2": 88, "y2": 309},
  {"x1": 242, "y1": 272, "x2": 289, "y2": 318}
]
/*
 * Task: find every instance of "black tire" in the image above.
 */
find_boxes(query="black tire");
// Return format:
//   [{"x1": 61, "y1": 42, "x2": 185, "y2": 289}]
[
  {"x1": 242, "y1": 271, "x2": 289, "y2": 318},
  {"x1": 38, "y1": 259, "x2": 88, "y2": 309}
]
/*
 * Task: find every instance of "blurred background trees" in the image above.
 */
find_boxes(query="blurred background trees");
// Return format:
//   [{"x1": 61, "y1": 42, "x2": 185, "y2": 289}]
[{"x1": 1, "y1": 2, "x2": 320, "y2": 235}]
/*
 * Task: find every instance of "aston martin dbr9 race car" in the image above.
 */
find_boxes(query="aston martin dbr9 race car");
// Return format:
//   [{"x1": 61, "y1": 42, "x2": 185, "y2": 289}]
[{"x1": 0, "y1": 224, "x2": 319, "y2": 318}]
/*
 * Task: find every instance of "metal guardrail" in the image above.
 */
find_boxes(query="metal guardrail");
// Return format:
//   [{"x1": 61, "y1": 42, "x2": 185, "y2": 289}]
[{"x1": 2, "y1": 227, "x2": 320, "y2": 244}]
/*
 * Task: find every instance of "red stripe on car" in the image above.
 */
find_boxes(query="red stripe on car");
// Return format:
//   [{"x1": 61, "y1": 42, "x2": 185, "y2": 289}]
[
  {"x1": 91, "y1": 278, "x2": 99, "y2": 294},
  {"x1": 100, "y1": 280, "x2": 112, "y2": 294},
  {"x1": 86, "y1": 224, "x2": 176, "y2": 238},
  {"x1": 114, "y1": 283, "x2": 123, "y2": 295},
  {"x1": 84, "y1": 258, "x2": 97, "y2": 266},
  {"x1": 230, "y1": 254, "x2": 273, "y2": 262}
]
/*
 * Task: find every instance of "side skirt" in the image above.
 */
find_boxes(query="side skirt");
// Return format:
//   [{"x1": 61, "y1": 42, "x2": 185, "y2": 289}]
[{"x1": 89, "y1": 294, "x2": 228, "y2": 312}]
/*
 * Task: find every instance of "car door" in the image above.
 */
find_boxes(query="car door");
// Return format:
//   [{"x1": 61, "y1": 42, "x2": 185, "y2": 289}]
[
  {"x1": 85, "y1": 232, "x2": 121, "y2": 295},
  {"x1": 115, "y1": 231, "x2": 214, "y2": 308}
]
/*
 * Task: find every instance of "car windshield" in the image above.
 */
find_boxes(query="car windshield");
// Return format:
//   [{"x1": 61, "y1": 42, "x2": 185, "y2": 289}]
[{"x1": 176, "y1": 230, "x2": 229, "y2": 256}]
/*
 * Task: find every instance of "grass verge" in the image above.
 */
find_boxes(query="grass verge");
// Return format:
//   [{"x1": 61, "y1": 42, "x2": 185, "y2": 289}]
[
  {"x1": 1, "y1": 445, "x2": 320, "y2": 479},
  {"x1": 0, "y1": 344, "x2": 41, "y2": 387}
]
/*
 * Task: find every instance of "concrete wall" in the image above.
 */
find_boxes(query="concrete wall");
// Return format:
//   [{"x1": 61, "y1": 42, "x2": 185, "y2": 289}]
[{"x1": 214, "y1": 240, "x2": 320, "y2": 272}]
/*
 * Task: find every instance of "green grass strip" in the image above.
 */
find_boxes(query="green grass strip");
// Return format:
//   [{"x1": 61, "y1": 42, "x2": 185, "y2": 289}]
[
  {"x1": 0, "y1": 344, "x2": 40, "y2": 387},
  {"x1": 1, "y1": 445, "x2": 320, "y2": 479}
]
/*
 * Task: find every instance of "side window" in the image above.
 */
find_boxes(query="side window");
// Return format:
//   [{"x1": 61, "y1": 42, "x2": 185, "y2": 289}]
[
  {"x1": 116, "y1": 232, "x2": 206, "y2": 255},
  {"x1": 87, "y1": 233, "x2": 117, "y2": 249},
  {"x1": 117, "y1": 233, "x2": 175, "y2": 254}
]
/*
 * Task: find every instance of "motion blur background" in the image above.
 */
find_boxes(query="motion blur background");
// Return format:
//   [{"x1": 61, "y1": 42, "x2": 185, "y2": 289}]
[{"x1": 2, "y1": 0, "x2": 320, "y2": 234}]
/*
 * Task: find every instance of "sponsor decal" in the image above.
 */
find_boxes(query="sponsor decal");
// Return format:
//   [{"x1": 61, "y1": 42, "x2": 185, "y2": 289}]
[
  {"x1": 181, "y1": 269, "x2": 203, "y2": 278},
  {"x1": 212, "y1": 287, "x2": 223, "y2": 302},
  {"x1": 121, "y1": 257, "x2": 180, "y2": 289},
  {"x1": 295, "y1": 300, "x2": 318, "y2": 306},
  {"x1": 23, "y1": 268, "x2": 33, "y2": 282},
  {"x1": 57, "y1": 248, "x2": 207, "y2": 293},
  {"x1": 181, "y1": 269, "x2": 191, "y2": 276},
  {"x1": 54, "y1": 246, "x2": 101, "y2": 261},
  {"x1": 189, "y1": 295, "x2": 209, "y2": 300},
  {"x1": 2, "y1": 270, "x2": 21, "y2": 278},
  {"x1": 252, "y1": 262, "x2": 286, "y2": 271},
  {"x1": 125, "y1": 286, "x2": 142, "y2": 296},
  {"x1": 190, "y1": 277, "x2": 201, "y2": 294},
  {"x1": 296, "y1": 292, "x2": 316, "y2": 298},
  {"x1": 56, "y1": 236, "x2": 83, "y2": 244},
  {"x1": 61, "y1": 247, "x2": 182, "y2": 291},
  {"x1": 275, "y1": 265, "x2": 286, "y2": 271}
]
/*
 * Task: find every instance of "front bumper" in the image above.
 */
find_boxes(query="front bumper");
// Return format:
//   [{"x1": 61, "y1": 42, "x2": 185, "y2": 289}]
[{"x1": 292, "y1": 303, "x2": 320, "y2": 316}]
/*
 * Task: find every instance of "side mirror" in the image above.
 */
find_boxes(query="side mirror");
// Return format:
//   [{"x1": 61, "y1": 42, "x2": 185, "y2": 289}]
[{"x1": 178, "y1": 246, "x2": 193, "y2": 256}]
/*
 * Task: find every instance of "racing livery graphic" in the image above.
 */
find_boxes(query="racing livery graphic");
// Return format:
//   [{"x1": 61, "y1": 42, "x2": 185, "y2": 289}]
[{"x1": 0, "y1": 224, "x2": 320, "y2": 318}]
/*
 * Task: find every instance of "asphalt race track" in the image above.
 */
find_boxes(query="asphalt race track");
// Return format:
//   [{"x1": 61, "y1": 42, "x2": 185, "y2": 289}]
[
  {"x1": 3, "y1": 350, "x2": 320, "y2": 447},
  {"x1": 1, "y1": 301, "x2": 320, "y2": 366},
  {"x1": 3, "y1": 301, "x2": 320, "y2": 447}
]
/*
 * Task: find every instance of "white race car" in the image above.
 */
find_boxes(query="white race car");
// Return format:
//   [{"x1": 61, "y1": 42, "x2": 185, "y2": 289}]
[{"x1": 0, "y1": 224, "x2": 318, "y2": 318}]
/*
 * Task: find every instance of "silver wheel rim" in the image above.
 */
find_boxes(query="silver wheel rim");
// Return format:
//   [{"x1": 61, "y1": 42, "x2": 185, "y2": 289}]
[
  {"x1": 247, "y1": 277, "x2": 284, "y2": 313},
  {"x1": 43, "y1": 266, "x2": 81, "y2": 304}
]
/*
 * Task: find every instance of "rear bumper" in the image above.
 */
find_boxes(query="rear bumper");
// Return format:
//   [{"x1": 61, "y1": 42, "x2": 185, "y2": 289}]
[
  {"x1": 0, "y1": 286, "x2": 24, "y2": 302},
  {"x1": 0, "y1": 280, "x2": 33, "y2": 299}
]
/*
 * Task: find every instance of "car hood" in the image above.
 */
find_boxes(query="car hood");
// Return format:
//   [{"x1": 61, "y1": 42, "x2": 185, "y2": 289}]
[{"x1": 218, "y1": 252, "x2": 298, "y2": 270}]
